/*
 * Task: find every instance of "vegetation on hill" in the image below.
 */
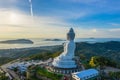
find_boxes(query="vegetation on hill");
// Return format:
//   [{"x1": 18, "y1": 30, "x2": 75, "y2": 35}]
[
  {"x1": 0, "y1": 57, "x2": 13, "y2": 66},
  {"x1": 27, "y1": 66, "x2": 63, "y2": 80},
  {"x1": 108, "y1": 71, "x2": 120, "y2": 79},
  {"x1": 0, "y1": 46, "x2": 62, "y2": 65},
  {"x1": 0, "y1": 72, "x2": 9, "y2": 80},
  {"x1": 80, "y1": 56, "x2": 120, "y2": 80},
  {"x1": 36, "y1": 67, "x2": 63, "y2": 80},
  {"x1": 89, "y1": 56, "x2": 117, "y2": 68},
  {"x1": 27, "y1": 51, "x2": 62, "y2": 60},
  {"x1": 0, "y1": 45, "x2": 62, "y2": 58},
  {"x1": 75, "y1": 41, "x2": 120, "y2": 63},
  {"x1": 0, "y1": 41, "x2": 120, "y2": 67}
]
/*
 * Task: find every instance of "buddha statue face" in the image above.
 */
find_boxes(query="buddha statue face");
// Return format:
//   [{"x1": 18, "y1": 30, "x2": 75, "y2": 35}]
[{"x1": 67, "y1": 28, "x2": 75, "y2": 41}]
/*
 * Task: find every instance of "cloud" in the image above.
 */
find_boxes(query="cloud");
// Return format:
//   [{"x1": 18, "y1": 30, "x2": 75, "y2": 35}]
[
  {"x1": 68, "y1": 0, "x2": 100, "y2": 3},
  {"x1": 92, "y1": 29, "x2": 97, "y2": 33},
  {"x1": 0, "y1": 0, "x2": 18, "y2": 6},
  {"x1": 109, "y1": 23, "x2": 120, "y2": 26},
  {"x1": 0, "y1": 0, "x2": 18, "y2": 2},
  {"x1": 58, "y1": 0, "x2": 120, "y2": 13},
  {"x1": 0, "y1": 0, "x2": 120, "y2": 38},
  {"x1": 28, "y1": 0, "x2": 33, "y2": 16},
  {"x1": 0, "y1": 9, "x2": 70, "y2": 38},
  {"x1": 0, "y1": 9, "x2": 120, "y2": 38},
  {"x1": 109, "y1": 28, "x2": 120, "y2": 32},
  {"x1": 58, "y1": 10, "x2": 89, "y2": 19},
  {"x1": 74, "y1": 27, "x2": 120, "y2": 38},
  {"x1": 0, "y1": 9, "x2": 66, "y2": 25},
  {"x1": 59, "y1": 0, "x2": 99, "y2": 3}
]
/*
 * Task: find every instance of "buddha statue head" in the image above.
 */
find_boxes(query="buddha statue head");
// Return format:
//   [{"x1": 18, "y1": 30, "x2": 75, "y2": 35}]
[{"x1": 67, "y1": 28, "x2": 75, "y2": 41}]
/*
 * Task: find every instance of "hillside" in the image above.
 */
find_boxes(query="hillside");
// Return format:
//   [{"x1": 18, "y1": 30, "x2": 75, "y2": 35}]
[
  {"x1": 26, "y1": 41, "x2": 120, "y2": 64},
  {"x1": 0, "y1": 41, "x2": 120, "y2": 65},
  {"x1": 0, "y1": 45, "x2": 63, "y2": 65},
  {"x1": 0, "y1": 45, "x2": 63, "y2": 58},
  {"x1": 75, "y1": 41, "x2": 120, "y2": 62}
]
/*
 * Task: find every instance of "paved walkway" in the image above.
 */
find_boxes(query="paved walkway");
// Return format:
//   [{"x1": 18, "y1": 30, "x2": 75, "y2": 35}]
[
  {"x1": 104, "y1": 66, "x2": 120, "y2": 73},
  {"x1": 81, "y1": 64, "x2": 85, "y2": 70}
]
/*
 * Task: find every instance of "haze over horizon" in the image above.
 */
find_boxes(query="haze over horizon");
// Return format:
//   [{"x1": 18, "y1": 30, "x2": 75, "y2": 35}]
[{"x1": 0, "y1": 0, "x2": 120, "y2": 38}]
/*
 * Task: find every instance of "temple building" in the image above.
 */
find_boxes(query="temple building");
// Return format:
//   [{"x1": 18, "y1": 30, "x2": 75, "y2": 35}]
[
  {"x1": 72, "y1": 69, "x2": 99, "y2": 80},
  {"x1": 51, "y1": 28, "x2": 82, "y2": 74}
]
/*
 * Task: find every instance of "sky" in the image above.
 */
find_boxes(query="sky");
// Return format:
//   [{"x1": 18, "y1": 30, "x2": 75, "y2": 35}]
[{"x1": 0, "y1": 0, "x2": 120, "y2": 38}]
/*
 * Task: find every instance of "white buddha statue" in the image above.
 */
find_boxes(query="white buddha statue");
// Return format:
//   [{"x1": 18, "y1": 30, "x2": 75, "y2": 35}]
[{"x1": 52, "y1": 28, "x2": 77, "y2": 68}]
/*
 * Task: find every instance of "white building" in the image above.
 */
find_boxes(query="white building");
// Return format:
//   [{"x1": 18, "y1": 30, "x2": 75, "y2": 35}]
[
  {"x1": 7, "y1": 60, "x2": 43, "y2": 73},
  {"x1": 72, "y1": 69, "x2": 99, "y2": 80}
]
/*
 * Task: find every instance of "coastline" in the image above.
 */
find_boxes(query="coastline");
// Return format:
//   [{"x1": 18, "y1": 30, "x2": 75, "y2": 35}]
[{"x1": 0, "y1": 38, "x2": 120, "y2": 49}]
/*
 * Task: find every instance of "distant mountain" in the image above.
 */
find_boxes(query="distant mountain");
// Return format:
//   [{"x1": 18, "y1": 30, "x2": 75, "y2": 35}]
[
  {"x1": 44, "y1": 39, "x2": 64, "y2": 41},
  {"x1": 0, "y1": 39, "x2": 33, "y2": 44}
]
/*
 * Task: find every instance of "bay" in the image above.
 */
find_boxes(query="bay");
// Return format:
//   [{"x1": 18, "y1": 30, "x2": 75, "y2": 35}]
[{"x1": 0, "y1": 38, "x2": 120, "y2": 49}]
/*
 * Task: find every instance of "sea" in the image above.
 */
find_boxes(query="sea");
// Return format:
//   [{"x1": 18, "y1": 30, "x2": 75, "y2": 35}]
[{"x1": 0, "y1": 38, "x2": 120, "y2": 49}]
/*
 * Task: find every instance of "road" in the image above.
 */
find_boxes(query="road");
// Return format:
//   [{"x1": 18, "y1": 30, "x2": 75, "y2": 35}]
[
  {"x1": 7, "y1": 69, "x2": 20, "y2": 80},
  {"x1": 104, "y1": 66, "x2": 120, "y2": 73},
  {"x1": 81, "y1": 64, "x2": 85, "y2": 70},
  {"x1": 1, "y1": 61, "x2": 21, "y2": 80}
]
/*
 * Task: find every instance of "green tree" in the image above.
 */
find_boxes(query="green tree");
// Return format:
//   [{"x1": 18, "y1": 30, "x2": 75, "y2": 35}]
[{"x1": 0, "y1": 72, "x2": 9, "y2": 80}]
